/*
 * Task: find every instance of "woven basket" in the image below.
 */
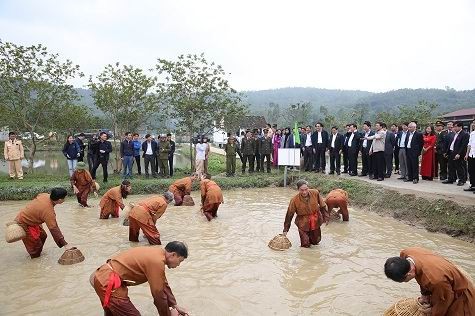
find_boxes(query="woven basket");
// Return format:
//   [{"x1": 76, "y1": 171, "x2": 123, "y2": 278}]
[
  {"x1": 383, "y1": 298, "x2": 427, "y2": 316},
  {"x1": 329, "y1": 209, "x2": 341, "y2": 221},
  {"x1": 58, "y1": 247, "x2": 85, "y2": 265},
  {"x1": 123, "y1": 217, "x2": 129, "y2": 226},
  {"x1": 5, "y1": 221, "x2": 26, "y2": 243},
  {"x1": 268, "y1": 234, "x2": 292, "y2": 251},
  {"x1": 94, "y1": 181, "x2": 100, "y2": 191},
  {"x1": 183, "y1": 195, "x2": 195, "y2": 206}
]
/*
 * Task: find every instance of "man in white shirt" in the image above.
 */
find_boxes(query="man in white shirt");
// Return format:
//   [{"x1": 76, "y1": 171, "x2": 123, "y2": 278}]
[
  {"x1": 311, "y1": 122, "x2": 329, "y2": 173},
  {"x1": 360, "y1": 121, "x2": 374, "y2": 177},
  {"x1": 329, "y1": 127, "x2": 344, "y2": 175},
  {"x1": 302, "y1": 126, "x2": 314, "y2": 171},
  {"x1": 141, "y1": 134, "x2": 158, "y2": 178},
  {"x1": 364, "y1": 122, "x2": 386, "y2": 181},
  {"x1": 464, "y1": 120, "x2": 475, "y2": 192},
  {"x1": 397, "y1": 123, "x2": 409, "y2": 180}
]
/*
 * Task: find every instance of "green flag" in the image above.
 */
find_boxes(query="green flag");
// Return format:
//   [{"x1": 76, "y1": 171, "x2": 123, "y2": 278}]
[{"x1": 293, "y1": 122, "x2": 300, "y2": 145}]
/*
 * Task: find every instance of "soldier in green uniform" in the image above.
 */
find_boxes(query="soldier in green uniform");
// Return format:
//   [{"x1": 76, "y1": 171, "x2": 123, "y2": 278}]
[
  {"x1": 241, "y1": 131, "x2": 256, "y2": 174},
  {"x1": 259, "y1": 130, "x2": 273, "y2": 173},
  {"x1": 158, "y1": 134, "x2": 170, "y2": 177},
  {"x1": 224, "y1": 136, "x2": 240, "y2": 176}
]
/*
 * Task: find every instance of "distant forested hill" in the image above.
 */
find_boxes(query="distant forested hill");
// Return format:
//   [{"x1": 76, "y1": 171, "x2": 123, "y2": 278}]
[{"x1": 243, "y1": 87, "x2": 475, "y2": 114}]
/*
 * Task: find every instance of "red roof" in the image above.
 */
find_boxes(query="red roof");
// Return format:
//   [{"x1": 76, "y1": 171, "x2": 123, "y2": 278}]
[{"x1": 442, "y1": 108, "x2": 475, "y2": 118}]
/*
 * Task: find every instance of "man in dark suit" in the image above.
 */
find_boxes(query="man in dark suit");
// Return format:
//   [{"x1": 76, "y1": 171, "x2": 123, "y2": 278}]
[
  {"x1": 342, "y1": 124, "x2": 351, "y2": 173},
  {"x1": 359, "y1": 121, "x2": 374, "y2": 177},
  {"x1": 329, "y1": 126, "x2": 344, "y2": 175},
  {"x1": 311, "y1": 122, "x2": 329, "y2": 173},
  {"x1": 435, "y1": 121, "x2": 449, "y2": 180},
  {"x1": 391, "y1": 124, "x2": 400, "y2": 174},
  {"x1": 404, "y1": 122, "x2": 424, "y2": 184},
  {"x1": 142, "y1": 134, "x2": 158, "y2": 178},
  {"x1": 383, "y1": 123, "x2": 397, "y2": 178},
  {"x1": 345, "y1": 123, "x2": 360, "y2": 176},
  {"x1": 443, "y1": 121, "x2": 470, "y2": 186},
  {"x1": 301, "y1": 126, "x2": 314, "y2": 171},
  {"x1": 167, "y1": 133, "x2": 176, "y2": 177}
]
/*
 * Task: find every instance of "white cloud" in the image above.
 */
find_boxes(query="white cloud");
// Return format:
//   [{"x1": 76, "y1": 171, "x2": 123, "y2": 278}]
[{"x1": 1, "y1": 0, "x2": 474, "y2": 91}]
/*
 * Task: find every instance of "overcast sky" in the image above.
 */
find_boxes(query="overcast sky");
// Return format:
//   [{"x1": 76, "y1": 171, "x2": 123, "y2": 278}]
[{"x1": 1, "y1": 0, "x2": 474, "y2": 92}]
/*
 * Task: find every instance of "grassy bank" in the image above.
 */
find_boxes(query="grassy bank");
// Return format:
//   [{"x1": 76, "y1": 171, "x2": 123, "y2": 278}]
[{"x1": 1, "y1": 152, "x2": 474, "y2": 242}]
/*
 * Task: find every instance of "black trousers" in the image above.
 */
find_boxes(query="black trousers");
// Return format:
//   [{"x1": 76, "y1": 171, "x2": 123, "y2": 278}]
[
  {"x1": 303, "y1": 147, "x2": 313, "y2": 171},
  {"x1": 260, "y1": 154, "x2": 271, "y2": 172},
  {"x1": 406, "y1": 150, "x2": 420, "y2": 181},
  {"x1": 314, "y1": 144, "x2": 326, "y2": 171},
  {"x1": 77, "y1": 154, "x2": 84, "y2": 162},
  {"x1": 168, "y1": 155, "x2": 174, "y2": 177},
  {"x1": 448, "y1": 151, "x2": 467, "y2": 183},
  {"x1": 394, "y1": 147, "x2": 400, "y2": 171},
  {"x1": 361, "y1": 148, "x2": 372, "y2": 175},
  {"x1": 87, "y1": 155, "x2": 96, "y2": 173},
  {"x1": 342, "y1": 148, "x2": 349, "y2": 172},
  {"x1": 155, "y1": 155, "x2": 159, "y2": 173},
  {"x1": 468, "y1": 157, "x2": 475, "y2": 186},
  {"x1": 92, "y1": 158, "x2": 109, "y2": 181},
  {"x1": 144, "y1": 154, "x2": 156, "y2": 177},
  {"x1": 348, "y1": 149, "x2": 358, "y2": 175},
  {"x1": 242, "y1": 154, "x2": 254, "y2": 173},
  {"x1": 329, "y1": 149, "x2": 341, "y2": 173},
  {"x1": 385, "y1": 153, "x2": 394, "y2": 176},
  {"x1": 436, "y1": 153, "x2": 448, "y2": 179},
  {"x1": 134, "y1": 155, "x2": 141, "y2": 174},
  {"x1": 372, "y1": 151, "x2": 386, "y2": 179},
  {"x1": 254, "y1": 153, "x2": 260, "y2": 172}
]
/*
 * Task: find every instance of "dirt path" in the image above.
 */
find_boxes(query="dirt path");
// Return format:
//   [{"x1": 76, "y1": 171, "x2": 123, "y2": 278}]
[{"x1": 209, "y1": 145, "x2": 475, "y2": 205}]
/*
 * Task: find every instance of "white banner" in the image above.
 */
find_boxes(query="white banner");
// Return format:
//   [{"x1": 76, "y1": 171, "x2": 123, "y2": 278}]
[{"x1": 278, "y1": 148, "x2": 301, "y2": 166}]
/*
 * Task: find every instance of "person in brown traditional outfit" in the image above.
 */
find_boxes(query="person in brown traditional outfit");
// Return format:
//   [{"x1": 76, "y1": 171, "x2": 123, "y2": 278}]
[
  {"x1": 99, "y1": 180, "x2": 131, "y2": 219},
  {"x1": 168, "y1": 174, "x2": 198, "y2": 206},
  {"x1": 325, "y1": 188, "x2": 349, "y2": 221},
  {"x1": 91, "y1": 241, "x2": 189, "y2": 316},
  {"x1": 200, "y1": 174, "x2": 224, "y2": 221},
  {"x1": 70, "y1": 161, "x2": 97, "y2": 207},
  {"x1": 128, "y1": 192, "x2": 174, "y2": 245},
  {"x1": 14, "y1": 188, "x2": 72, "y2": 258},
  {"x1": 385, "y1": 247, "x2": 474, "y2": 316},
  {"x1": 283, "y1": 180, "x2": 329, "y2": 247}
]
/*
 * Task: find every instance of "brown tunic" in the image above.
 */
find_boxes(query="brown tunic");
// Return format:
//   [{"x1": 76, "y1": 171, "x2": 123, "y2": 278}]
[
  {"x1": 129, "y1": 196, "x2": 168, "y2": 225},
  {"x1": 70, "y1": 169, "x2": 94, "y2": 191},
  {"x1": 200, "y1": 179, "x2": 223, "y2": 205},
  {"x1": 168, "y1": 177, "x2": 192, "y2": 197},
  {"x1": 100, "y1": 186, "x2": 123, "y2": 215},
  {"x1": 283, "y1": 189, "x2": 328, "y2": 232},
  {"x1": 400, "y1": 247, "x2": 474, "y2": 316},
  {"x1": 15, "y1": 193, "x2": 67, "y2": 247},
  {"x1": 94, "y1": 246, "x2": 176, "y2": 315},
  {"x1": 325, "y1": 189, "x2": 349, "y2": 221}
]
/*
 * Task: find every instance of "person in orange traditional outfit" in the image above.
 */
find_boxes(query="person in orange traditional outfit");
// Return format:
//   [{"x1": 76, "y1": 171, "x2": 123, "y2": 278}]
[
  {"x1": 70, "y1": 161, "x2": 97, "y2": 207},
  {"x1": 200, "y1": 174, "x2": 224, "y2": 221},
  {"x1": 283, "y1": 180, "x2": 329, "y2": 248},
  {"x1": 99, "y1": 180, "x2": 131, "y2": 219},
  {"x1": 325, "y1": 188, "x2": 349, "y2": 221},
  {"x1": 14, "y1": 188, "x2": 73, "y2": 258},
  {"x1": 385, "y1": 247, "x2": 474, "y2": 316},
  {"x1": 168, "y1": 174, "x2": 198, "y2": 206},
  {"x1": 91, "y1": 241, "x2": 189, "y2": 316},
  {"x1": 128, "y1": 192, "x2": 174, "y2": 245}
]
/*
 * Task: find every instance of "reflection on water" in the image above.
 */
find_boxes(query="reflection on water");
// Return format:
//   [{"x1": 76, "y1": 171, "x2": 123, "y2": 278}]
[
  {"x1": 0, "y1": 151, "x2": 189, "y2": 175},
  {"x1": 0, "y1": 188, "x2": 474, "y2": 315}
]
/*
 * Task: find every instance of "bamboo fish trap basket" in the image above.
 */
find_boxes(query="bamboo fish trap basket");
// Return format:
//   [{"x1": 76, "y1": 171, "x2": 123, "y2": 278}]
[
  {"x1": 4, "y1": 221, "x2": 26, "y2": 243},
  {"x1": 58, "y1": 247, "x2": 85, "y2": 265},
  {"x1": 183, "y1": 195, "x2": 195, "y2": 206},
  {"x1": 268, "y1": 234, "x2": 292, "y2": 251},
  {"x1": 122, "y1": 202, "x2": 135, "y2": 226},
  {"x1": 383, "y1": 298, "x2": 428, "y2": 316}
]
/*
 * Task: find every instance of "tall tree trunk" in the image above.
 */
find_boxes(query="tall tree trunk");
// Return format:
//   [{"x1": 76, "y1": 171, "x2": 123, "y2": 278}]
[
  {"x1": 28, "y1": 137, "x2": 37, "y2": 173},
  {"x1": 113, "y1": 122, "x2": 121, "y2": 173},
  {"x1": 189, "y1": 129, "x2": 194, "y2": 172}
]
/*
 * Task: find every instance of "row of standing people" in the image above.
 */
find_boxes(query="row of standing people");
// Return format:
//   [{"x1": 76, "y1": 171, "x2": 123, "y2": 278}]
[{"x1": 61, "y1": 132, "x2": 176, "y2": 181}]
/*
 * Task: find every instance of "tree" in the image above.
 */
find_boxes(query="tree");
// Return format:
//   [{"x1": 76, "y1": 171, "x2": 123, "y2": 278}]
[
  {"x1": 283, "y1": 102, "x2": 313, "y2": 127},
  {"x1": 88, "y1": 63, "x2": 159, "y2": 172},
  {"x1": 266, "y1": 102, "x2": 281, "y2": 126},
  {"x1": 0, "y1": 40, "x2": 83, "y2": 169},
  {"x1": 155, "y1": 53, "x2": 246, "y2": 170},
  {"x1": 376, "y1": 101, "x2": 439, "y2": 127}
]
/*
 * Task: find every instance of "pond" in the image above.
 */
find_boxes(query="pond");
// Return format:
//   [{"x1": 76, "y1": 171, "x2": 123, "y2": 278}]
[
  {"x1": 0, "y1": 150, "x2": 190, "y2": 176},
  {"x1": 1, "y1": 188, "x2": 474, "y2": 315}
]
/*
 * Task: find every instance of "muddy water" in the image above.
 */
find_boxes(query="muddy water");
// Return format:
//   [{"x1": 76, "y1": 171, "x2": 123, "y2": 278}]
[{"x1": 1, "y1": 188, "x2": 474, "y2": 316}]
